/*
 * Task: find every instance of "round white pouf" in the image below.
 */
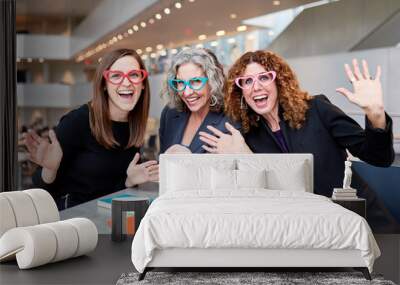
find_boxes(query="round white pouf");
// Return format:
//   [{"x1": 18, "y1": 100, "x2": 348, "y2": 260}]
[
  {"x1": 23, "y1": 189, "x2": 59, "y2": 224},
  {"x1": 0, "y1": 195, "x2": 17, "y2": 237}
]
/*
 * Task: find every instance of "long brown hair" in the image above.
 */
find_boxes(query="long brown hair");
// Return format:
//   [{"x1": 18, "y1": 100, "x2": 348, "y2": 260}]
[
  {"x1": 225, "y1": 50, "x2": 311, "y2": 133},
  {"x1": 89, "y1": 49, "x2": 150, "y2": 149}
]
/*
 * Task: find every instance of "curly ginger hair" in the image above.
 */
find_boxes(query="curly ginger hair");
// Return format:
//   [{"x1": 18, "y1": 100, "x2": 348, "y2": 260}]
[{"x1": 225, "y1": 50, "x2": 311, "y2": 133}]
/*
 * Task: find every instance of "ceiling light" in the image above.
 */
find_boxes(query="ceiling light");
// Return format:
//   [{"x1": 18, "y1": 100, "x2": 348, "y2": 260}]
[
  {"x1": 141, "y1": 54, "x2": 148, "y2": 60},
  {"x1": 228, "y1": 38, "x2": 236, "y2": 44},
  {"x1": 133, "y1": 25, "x2": 139, "y2": 31},
  {"x1": 164, "y1": 8, "x2": 171, "y2": 14},
  {"x1": 156, "y1": 44, "x2": 164, "y2": 50},
  {"x1": 175, "y1": 2, "x2": 182, "y2": 9},
  {"x1": 155, "y1": 13, "x2": 162, "y2": 20},
  {"x1": 148, "y1": 18, "x2": 155, "y2": 24},
  {"x1": 237, "y1": 25, "x2": 247, "y2": 32},
  {"x1": 210, "y1": 41, "x2": 218, "y2": 47},
  {"x1": 113, "y1": 36, "x2": 118, "y2": 42},
  {"x1": 188, "y1": 0, "x2": 195, "y2": 2},
  {"x1": 140, "y1": 22, "x2": 146, "y2": 28},
  {"x1": 216, "y1": 30, "x2": 225, "y2": 36},
  {"x1": 160, "y1": 50, "x2": 167, "y2": 56},
  {"x1": 136, "y1": 49, "x2": 143, "y2": 55},
  {"x1": 117, "y1": 34, "x2": 123, "y2": 40},
  {"x1": 128, "y1": 29, "x2": 133, "y2": 34},
  {"x1": 150, "y1": 53, "x2": 157, "y2": 58},
  {"x1": 273, "y1": 0, "x2": 280, "y2": 5},
  {"x1": 198, "y1": 34, "x2": 207, "y2": 40},
  {"x1": 230, "y1": 13, "x2": 237, "y2": 19},
  {"x1": 146, "y1": 46, "x2": 152, "y2": 52}
]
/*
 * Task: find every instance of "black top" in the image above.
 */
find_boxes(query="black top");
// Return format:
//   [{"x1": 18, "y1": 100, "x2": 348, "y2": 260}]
[
  {"x1": 32, "y1": 104, "x2": 139, "y2": 206},
  {"x1": 159, "y1": 105, "x2": 241, "y2": 153},
  {"x1": 244, "y1": 95, "x2": 394, "y2": 197},
  {"x1": 272, "y1": 129, "x2": 289, "y2": 153}
]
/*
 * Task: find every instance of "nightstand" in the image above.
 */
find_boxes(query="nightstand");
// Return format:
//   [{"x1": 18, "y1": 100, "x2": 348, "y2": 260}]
[{"x1": 331, "y1": 198, "x2": 366, "y2": 218}]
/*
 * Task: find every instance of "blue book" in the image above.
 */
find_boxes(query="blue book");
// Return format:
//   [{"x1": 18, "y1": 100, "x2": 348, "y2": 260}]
[
  {"x1": 97, "y1": 193, "x2": 154, "y2": 209},
  {"x1": 97, "y1": 193, "x2": 138, "y2": 209}
]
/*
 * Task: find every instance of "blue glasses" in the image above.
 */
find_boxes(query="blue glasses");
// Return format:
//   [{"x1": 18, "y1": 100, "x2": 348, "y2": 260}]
[{"x1": 168, "y1": 77, "x2": 208, "y2": 92}]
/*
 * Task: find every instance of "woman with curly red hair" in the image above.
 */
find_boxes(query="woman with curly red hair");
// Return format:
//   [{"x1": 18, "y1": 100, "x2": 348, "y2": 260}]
[{"x1": 199, "y1": 50, "x2": 394, "y2": 200}]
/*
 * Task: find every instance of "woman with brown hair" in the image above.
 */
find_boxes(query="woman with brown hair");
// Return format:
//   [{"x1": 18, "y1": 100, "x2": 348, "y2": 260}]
[
  {"x1": 24, "y1": 49, "x2": 158, "y2": 208},
  {"x1": 199, "y1": 50, "x2": 394, "y2": 198}
]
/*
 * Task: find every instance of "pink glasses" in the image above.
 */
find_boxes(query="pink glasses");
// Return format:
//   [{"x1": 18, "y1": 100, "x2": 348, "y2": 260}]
[
  {"x1": 235, "y1": 71, "x2": 276, "y2": 90},
  {"x1": 103, "y1": 69, "x2": 148, "y2": 85}
]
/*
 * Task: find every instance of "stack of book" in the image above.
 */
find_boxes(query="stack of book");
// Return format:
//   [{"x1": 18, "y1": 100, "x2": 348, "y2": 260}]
[{"x1": 332, "y1": 188, "x2": 358, "y2": 200}]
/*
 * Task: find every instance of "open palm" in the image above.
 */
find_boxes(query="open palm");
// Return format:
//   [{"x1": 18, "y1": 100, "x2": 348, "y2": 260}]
[
  {"x1": 199, "y1": 122, "x2": 252, "y2": 154},
  {"x1": 24, "y1": 130, "x2": 63, "y2": 171},
  {"x1": 126, "y1": 153, "x2": 159, "y2": 186},
  {"x1": 336, "y1": 59, "x2": 384, "y2": 113}
]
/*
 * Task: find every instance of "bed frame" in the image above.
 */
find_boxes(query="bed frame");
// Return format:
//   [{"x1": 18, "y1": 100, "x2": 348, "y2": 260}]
[
  {"x1": 138, "y1": 154, "x2": 372, "y2": 281},
  {"x1": 140, "y1": 248, "x2": 370, "y2": 280}
]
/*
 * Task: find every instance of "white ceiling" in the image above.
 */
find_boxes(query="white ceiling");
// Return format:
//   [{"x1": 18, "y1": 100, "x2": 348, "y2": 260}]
[
  {"x1": 85, "y1": 0, "x2": 316, "y2": 60},
  {"x1": 16, "y1": 0, "x2": 317, "y2": 60}
]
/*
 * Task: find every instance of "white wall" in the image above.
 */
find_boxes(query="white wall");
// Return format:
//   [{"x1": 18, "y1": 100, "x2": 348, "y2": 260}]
[
  {"x1": 17, "y1": 34, "x2": 70, "y2": 60},
  {"x1": 287, "y1": 47, "x2": 400, "y2": 135},
  {"x1": 148, "y1": 73, "x2": 168, "y2": 118},
  {"x1": 17, "y1": 83, "x2": 92, "y2": 108},
  {"x1": 268, "y1": 0, "x2": 400, "y2": 58}
]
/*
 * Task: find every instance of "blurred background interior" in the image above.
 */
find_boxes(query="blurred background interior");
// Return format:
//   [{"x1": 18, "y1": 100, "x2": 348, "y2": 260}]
[{"x1": 16, "y1": 0, "x2": 400, "y2": 190}]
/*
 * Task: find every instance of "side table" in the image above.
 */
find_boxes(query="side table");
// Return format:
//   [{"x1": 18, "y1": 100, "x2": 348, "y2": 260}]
[
  {"x1": 331, "y1": 197, "x2": 366, "y2": 218},
  {"x1": 112, "y1": 197, "x2": 150, "y2": 241}
]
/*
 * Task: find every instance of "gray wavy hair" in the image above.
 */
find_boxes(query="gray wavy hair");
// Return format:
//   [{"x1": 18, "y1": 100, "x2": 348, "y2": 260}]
[{"x1": 162, "y1": 48, "x2": 225, "y2": 112}]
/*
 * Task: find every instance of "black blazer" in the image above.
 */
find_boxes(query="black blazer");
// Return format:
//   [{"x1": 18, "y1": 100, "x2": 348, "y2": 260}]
[
  {"x1": 159, "y1": 106, "x2": 240, "y2": 153},
  {"x1": 244, "y1": 95, "x2": 395, "y2": 197}
]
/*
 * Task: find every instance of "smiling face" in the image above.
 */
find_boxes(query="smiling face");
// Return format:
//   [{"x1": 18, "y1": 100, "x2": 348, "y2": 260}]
[
  {"x1": 176, "y1": 62, "x2": 210, "y2": 113},
  {"x1": 241, "y1": 62, "x2": 279, "y2": 117},
  {"x1": 105, "y1": 55, "x2": 144, "y2": 121}
]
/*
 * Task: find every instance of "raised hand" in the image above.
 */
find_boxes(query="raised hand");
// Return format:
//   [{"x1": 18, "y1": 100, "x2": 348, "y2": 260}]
[
  {"x1": 336, "y1": 59, "x2": 386, "y2": 128},
  {"x1": 199, "y1": 122, "x2": 252, "y2": 154},
  {"x1": 126, "y1": 153, "x2": 159, "y2": 187},
  {"x1": 24, "y1": 129, "x2": 63, "y2": 171}
]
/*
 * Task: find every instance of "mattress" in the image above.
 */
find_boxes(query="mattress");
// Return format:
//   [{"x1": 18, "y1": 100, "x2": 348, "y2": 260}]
[{"x1": 131, "y1": 189, "x2": 380, "y2": 273}]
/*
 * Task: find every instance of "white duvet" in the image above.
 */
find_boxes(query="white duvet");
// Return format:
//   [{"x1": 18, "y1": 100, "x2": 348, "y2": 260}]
[{"x1": 131, "y1": 189, "x2": 380, "y2": 273}]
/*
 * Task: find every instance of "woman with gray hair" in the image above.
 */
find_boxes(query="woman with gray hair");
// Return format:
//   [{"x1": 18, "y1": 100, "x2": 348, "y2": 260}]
[{"x1": 159, "y1": 48, "x2": 238, "y2": 153}]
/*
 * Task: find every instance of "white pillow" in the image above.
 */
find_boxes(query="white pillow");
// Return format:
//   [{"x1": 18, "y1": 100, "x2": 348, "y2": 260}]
[
  {"x1": 236, "y1": 169, "x2": 267, "y2": 189},
  {"x1": 238, "y1": 159, "x2": 308, "y2": 192},
  {"x1": 266, "y1": 162, "x2": 307, "y2": 191},
  {"x1": 167, "y1": 160, "x2": 235, "y2": 192},
  {"x1": 211, "y1": 168, "x2": 236, "y2": 190}
]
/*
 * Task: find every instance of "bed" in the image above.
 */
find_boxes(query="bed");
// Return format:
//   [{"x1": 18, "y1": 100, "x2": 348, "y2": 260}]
[{"x1": 131, "y1": 154, "x2": 380, "y2": 281}]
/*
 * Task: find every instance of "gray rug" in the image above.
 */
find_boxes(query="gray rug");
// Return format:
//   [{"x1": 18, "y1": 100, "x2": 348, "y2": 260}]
[{"x1": 116, "y1": 271, "x2": 396, "y2": 285}]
